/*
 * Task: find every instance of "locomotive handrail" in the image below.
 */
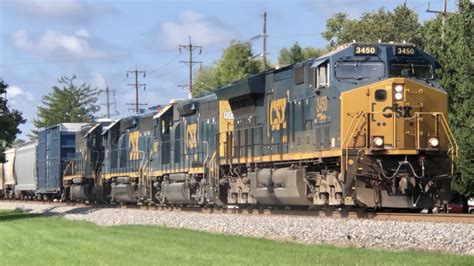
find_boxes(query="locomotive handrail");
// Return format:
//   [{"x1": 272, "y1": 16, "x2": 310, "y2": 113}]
[
  {"x1": 342, "y1": 112, "x2": 365, "y2": 170},
  {"x1": 342, "y1": 111, "x2": 458, "y2": 171},
  {"x1": 201, "y1": 141, "x2": 209, "y2": 169}
]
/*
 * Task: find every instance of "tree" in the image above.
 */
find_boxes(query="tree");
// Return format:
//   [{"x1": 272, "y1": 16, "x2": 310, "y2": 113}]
[
  {"x1": 302, "y1": 47, "x2": 326, "y2": 60},
  {"x1": 0, "y1": 79, "x2": 25, "y2": 162},
  {"x1": 32, "y1": 75, "x2": 100, "y2": 135},
  {"x1": 322, "y1": 4, "x2": 423, "y2": 49},
  {"x1": 192, "y1": 41, "x2": 262, "y2": 97},
  {"x1": 423, "y1": 1, "x2": 473, "y2": 196},
  {"x1": 278, "y1": 42, "x2": 304, "y2": 65},
  {"x1": 193, "y1": 66, "x2": 221, "y2": 98},
  {"x1": 278, "y1": 42, "x2": 326, "y2": 65}
]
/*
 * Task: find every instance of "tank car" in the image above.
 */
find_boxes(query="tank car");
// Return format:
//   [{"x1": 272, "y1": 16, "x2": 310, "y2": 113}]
[
  {"x1": 1, "y1": 147, "x2": 16, "y2": 199},
  {"x1": 14, "y1": 141, "x2": 37, "y2": 199}
]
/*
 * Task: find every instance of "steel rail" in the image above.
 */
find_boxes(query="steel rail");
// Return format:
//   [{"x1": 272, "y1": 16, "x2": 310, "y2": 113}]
[{"x1": 2, "y1": 199, "x2": 473, "y2": 224}]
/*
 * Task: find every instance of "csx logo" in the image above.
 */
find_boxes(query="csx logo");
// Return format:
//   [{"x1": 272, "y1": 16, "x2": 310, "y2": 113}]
[
  {"x1": 270, "y1": 98, "x2": 287, "y2": 131},
  {"x1": 129, "y1": 131, "x2": 140, "y2": 161},
  {"x1": 186, "y1": 123, "x2": 197, "y2": 149}
]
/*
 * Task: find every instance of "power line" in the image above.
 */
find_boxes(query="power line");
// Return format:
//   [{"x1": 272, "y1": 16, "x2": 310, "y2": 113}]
[
  {"x1": 126, "y1": 67, "x2": 147, "y2": 114},
  {"x1": 149, "y1": 54, "x2": 181, "y2": 73},
  {"x1": 178, "y1": 36, "x2": 202, "y2": 98}
]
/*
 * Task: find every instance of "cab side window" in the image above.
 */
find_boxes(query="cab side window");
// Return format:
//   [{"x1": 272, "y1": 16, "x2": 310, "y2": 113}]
[{"x1": 316, "y1": 63, "x2": 329, "y2": 88}]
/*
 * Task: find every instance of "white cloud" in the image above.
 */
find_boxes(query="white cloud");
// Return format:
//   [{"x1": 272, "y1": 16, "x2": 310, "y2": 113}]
[
  {"x1": 7, "y1": 85, "x2": 34, "y2": 101},
  {"x1": 159, "y1": 10, "x2": 237, "y2": 50},
  {"x1": 4, "y1": 0, "x2": 116, "y2": 23},
  {"x1": 12, "y1": 29, "x2": 115, "y2": 60}
]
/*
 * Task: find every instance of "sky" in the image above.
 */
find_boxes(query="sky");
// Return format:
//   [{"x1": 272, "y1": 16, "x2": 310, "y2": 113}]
[{"x1": 0, "y1": 0, "x2": 458, "y2": 139}]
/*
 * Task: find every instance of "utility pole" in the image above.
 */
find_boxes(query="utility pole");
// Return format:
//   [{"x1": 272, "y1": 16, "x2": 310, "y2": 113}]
[
  {"x1": 105, "y1": 85, "x2": 110, "y2": 118},
  {"x1": 426, "y1": 0, "x2": 454, "y2": 40},
  {"x1": 126, "y1": 67, "x2": 147, "y2": 114},
  {"x1": 99, "y1": 83, "x2": 118, "y2": 119},
  {"x1": 179, "y1": 36, "x2": 202, "y2": 98},
  {"x1": 262, "y1": 12, "x2": 268, "y2": 70}
]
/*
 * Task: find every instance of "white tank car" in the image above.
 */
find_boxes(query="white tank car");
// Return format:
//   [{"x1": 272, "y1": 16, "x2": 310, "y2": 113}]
[
  {"x1": 3, "y1": 148, "x2": 16, "y2": 198},
  {"x1": 14, "y1": 141, "x2": 37, "y2": 198}
]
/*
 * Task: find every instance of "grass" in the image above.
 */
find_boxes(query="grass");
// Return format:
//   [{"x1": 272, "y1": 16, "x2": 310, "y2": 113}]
[{"x1": 0, "y1": 209, "x2": 472, "y2": 266}]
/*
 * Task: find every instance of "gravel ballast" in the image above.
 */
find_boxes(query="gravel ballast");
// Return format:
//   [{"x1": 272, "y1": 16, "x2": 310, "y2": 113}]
[{"x1": 1, "y1": 202, "x2": 473, "y2": 255}]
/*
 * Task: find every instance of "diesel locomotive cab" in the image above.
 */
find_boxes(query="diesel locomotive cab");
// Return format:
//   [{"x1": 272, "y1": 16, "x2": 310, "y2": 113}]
[{"x1": 339, "y1": 43, "x2": 457, "y2": 210}]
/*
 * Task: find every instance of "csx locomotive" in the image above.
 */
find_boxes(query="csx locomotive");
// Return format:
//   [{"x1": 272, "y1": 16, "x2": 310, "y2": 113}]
[{"x1": 1, "y1": 42, "x2": 458, "y2": 211}]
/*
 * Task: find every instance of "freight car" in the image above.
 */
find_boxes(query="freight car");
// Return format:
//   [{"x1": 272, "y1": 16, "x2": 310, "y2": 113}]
[
  {"x1": 14, "y1": 141, "x2": 37, "y2": 199},
  {"x1": 1, "y1": 148, "x2": 16, "y2": 199},
  {"x1": 36, "y1": 123, "x2": 85, "y2": 200}
]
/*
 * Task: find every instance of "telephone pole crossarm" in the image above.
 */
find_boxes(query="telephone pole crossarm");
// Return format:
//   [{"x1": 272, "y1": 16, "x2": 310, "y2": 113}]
[{"x1": 126, "y1": 68, "x2": 147, "y2": 114}]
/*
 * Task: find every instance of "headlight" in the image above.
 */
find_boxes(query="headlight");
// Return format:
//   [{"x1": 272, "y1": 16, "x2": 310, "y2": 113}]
[
  {"x1": 394, "y1": 92, "x2": 403, "y2": 100},
  {"x1": 373, "y1": 136, "x2": 384, "y2": 147},
  {"x1": 428, "y1": 137, "x2": 439, "y2": 147},
  {"x1": 394, "y1": 84, "x2": 404, "y2": 92}
]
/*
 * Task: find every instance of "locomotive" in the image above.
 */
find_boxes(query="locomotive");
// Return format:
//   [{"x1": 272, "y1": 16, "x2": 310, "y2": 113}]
[{"x1": 1, "y1": 42, "x2": 458, "y2": 211}]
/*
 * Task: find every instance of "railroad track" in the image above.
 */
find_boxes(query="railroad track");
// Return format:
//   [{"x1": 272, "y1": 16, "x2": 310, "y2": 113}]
[{"x1": 2, "y1": 199, "x2": 473, "y2": 224}]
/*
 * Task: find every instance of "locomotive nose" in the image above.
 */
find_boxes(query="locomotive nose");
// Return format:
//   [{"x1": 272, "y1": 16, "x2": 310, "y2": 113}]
[{"x1": 341, "y1": 77, "x2": 456, "y2": 153}]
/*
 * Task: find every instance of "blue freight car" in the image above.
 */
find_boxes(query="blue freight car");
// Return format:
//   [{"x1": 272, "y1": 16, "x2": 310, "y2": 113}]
[{"x1": 36, "y1": 123, "x2": 87, "y2": 200}]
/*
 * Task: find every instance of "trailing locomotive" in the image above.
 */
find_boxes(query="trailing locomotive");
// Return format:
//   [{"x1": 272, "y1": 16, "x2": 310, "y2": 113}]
[{"x1": 1, "y1": 42, "x2": 458, "y2": 211}]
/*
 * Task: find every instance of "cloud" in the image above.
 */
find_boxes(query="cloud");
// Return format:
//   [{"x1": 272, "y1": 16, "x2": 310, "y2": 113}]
[
  {"x1": 7, "y1": 85, "x2": 34, "y2": 101},
  {"x1": 158, "y1": 10, "x2": 237, "y2": 50},
  {"x1": 12, "y1": 29, "x2": 119, "y2": 60},
  {"x1": 3, "y1": 0, "x2": 116, "y2": 23}
]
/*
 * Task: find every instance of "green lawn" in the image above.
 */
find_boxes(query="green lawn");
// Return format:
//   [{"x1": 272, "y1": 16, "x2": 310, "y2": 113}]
[{"x1": 0, "y1": 209, "x2": 472, "y2": 266}]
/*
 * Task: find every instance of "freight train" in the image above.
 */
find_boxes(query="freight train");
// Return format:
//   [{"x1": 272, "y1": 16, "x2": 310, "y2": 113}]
[{"x1": 0, "y1": 42, "x2": 458, "y2": 211}]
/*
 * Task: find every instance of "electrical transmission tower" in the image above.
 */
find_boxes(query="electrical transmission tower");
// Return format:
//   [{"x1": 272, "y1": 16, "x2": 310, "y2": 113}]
[
  {"x1": 178, "y1": 36, "x2": 202, "y2": 98},
  {"x1": 126, "y1": 67, "x2": 147, "y2": 114}
]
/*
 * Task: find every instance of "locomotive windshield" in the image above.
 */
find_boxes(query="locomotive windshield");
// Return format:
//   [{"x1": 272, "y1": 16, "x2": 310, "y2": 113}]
[
  {"x1": 389, "y1": 63, "x2": 434, "y2": 79},
  {"x1": 335, "y1": 61, "x2": 384, "y2": 80}
]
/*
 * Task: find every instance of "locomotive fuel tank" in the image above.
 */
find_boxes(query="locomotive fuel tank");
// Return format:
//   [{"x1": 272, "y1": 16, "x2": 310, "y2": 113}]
[
  {"x1": 163, "y1": 182, "x2": 194, "y2": 204},
  {"x1": 111, "y1": 177, "x2": 137, "y2": 203},
  {"x1": 250, "y1": 167, "x2": 311, "y2": 205}
]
